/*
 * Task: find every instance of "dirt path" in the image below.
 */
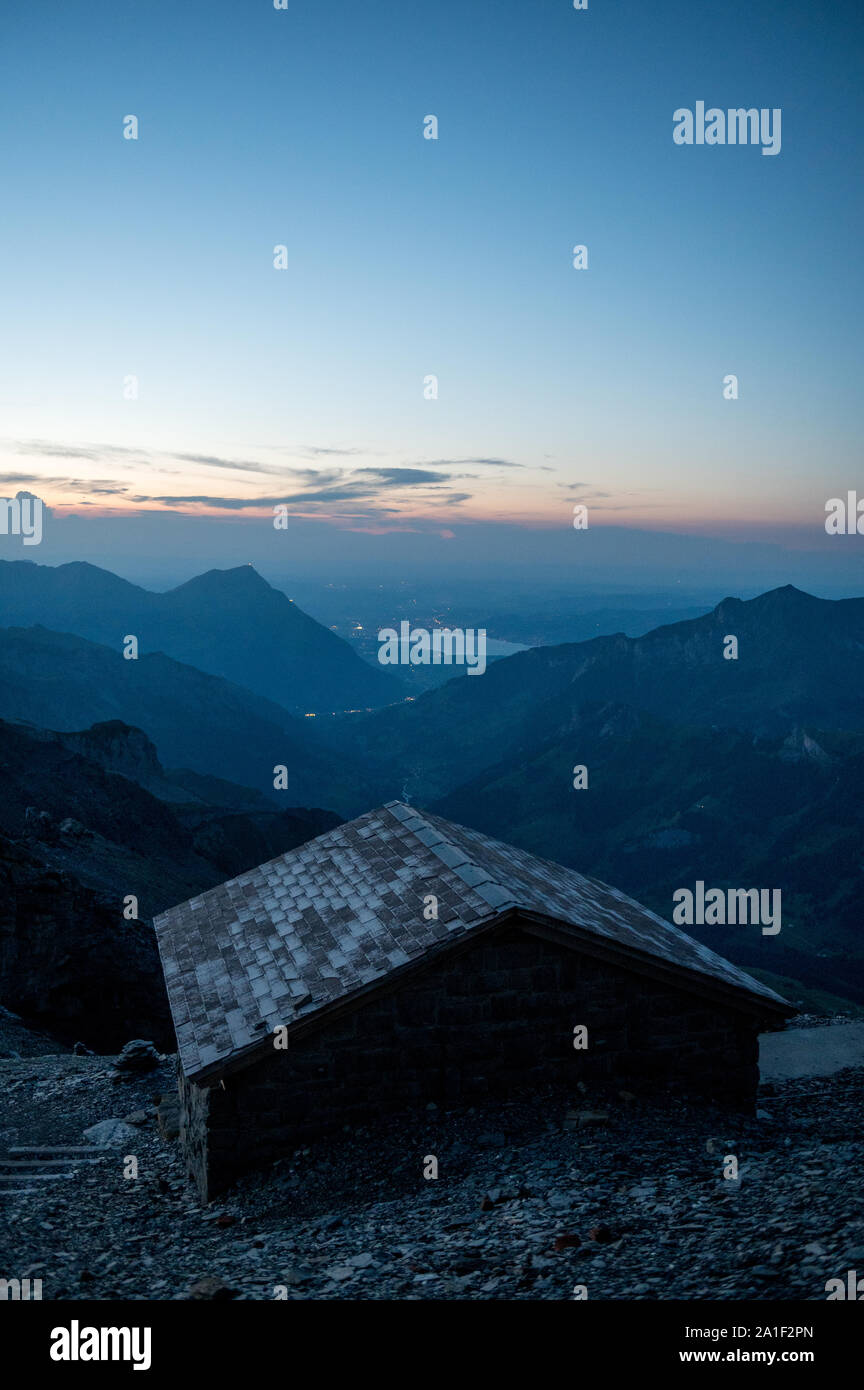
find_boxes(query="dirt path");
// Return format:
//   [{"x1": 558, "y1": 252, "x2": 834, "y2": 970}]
[{"x1": 759, "y1": 1022, "x2": 864, "y2": 1080}]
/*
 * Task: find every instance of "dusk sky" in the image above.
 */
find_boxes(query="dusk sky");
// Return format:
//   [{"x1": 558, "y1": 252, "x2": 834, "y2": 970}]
[{"x1": 1, "y1": 0, "x2": 862, "y2": 565}]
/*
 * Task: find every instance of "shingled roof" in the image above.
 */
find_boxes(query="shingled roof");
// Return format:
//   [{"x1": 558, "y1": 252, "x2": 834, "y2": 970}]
[{"x1": 153, "y1": 802, "x2": 792, "y2": 1082}]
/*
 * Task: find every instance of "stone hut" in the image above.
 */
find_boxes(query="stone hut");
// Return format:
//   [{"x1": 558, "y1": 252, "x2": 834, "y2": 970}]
[{"x1": 153, "y1": 802, "x2": 793, "y2": 1202}]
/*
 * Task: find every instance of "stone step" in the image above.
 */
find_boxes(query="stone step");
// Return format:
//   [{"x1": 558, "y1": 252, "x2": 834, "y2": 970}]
[
  {"x1": 0, "y1": 1157, "x2": 105, "y2": 1166},
  {"x1": 8, "y1": 1145, "x2": 100, "y2": 1154},
  {"x1": 0, "y1": 1172, "x2": 76, "y2": 1181}
]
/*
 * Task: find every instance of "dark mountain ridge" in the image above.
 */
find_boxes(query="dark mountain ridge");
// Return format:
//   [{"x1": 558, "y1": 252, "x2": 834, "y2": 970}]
[
  {"x1": 0, "y1": 715, "x2": 342, "y2": 917},
  {"x1": 0, "y1": 624, "x2": 382, "y2": 814},
  {"x1": 0, "y1": 715, "x2": 342, "y2": 1049}
]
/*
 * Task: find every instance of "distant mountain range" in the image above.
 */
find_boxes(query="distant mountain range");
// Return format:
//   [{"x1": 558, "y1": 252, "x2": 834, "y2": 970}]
[
  {"x1": 0, "y1": 560, "x2": 404, "y2": 715},
  {"x1": 332, "y1": 587, "x2": 864, "y2": 797}
]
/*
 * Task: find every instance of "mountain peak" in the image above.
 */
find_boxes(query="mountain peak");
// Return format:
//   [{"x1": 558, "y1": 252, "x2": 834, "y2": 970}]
[
  {"x1": 750, "y1": 584, "x2": 824, "y2": 611},
  {"x1": 767, "y1": 584, "x2": 812, "y2": 599},
  {"x1": 31, "y1": 560, "x2": 142, "y2": 595},
  {"x1": 713, "y1": 585, "x2": 822, "y2": 621},
  {"x1": 170, "y1": 566, "x2": 274, "y2": 596}
]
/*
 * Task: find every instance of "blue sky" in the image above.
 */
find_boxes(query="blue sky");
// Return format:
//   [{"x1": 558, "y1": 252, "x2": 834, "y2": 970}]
[{"x1": 1, "y1": 0, "x2": 862, "y2": 562}]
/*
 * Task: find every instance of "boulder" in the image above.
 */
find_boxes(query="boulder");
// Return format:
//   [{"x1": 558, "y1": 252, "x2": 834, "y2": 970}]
[
  {"x1": 114, "y1": 1039, "x2": 162, "y2": 1073},
  {"x1": 83, "y1": 1118, "x2": 139, "y2": 1147}
]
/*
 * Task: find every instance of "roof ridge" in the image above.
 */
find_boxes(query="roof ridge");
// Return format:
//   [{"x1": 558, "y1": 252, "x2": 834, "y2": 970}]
[{"x1": 384, "y1": 802, "x2": 518, "y2": 911}]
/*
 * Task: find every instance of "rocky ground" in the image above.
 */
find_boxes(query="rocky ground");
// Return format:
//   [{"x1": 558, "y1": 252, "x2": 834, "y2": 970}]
[{"x1": 0, "y1": 1021, "x2": 862, "y2": 1302}]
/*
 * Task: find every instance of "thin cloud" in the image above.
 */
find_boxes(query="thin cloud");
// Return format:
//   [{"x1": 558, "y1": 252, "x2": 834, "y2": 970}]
[
  {"x1": 14, "y1": 440, "x2": 147, "y2": 464},
  {"x1": 409, "y1": 456, "x2": 523, "y2": 469},
  {"x1": 170, "y1": 453, "x2": 290, "y2": 475},
  {"x1": 140, "y1": 495, "x2": 283, "y2": 509},
  {"x1": 352, "y1": 467, "x2": 450, "y2": 484},
  {"x1": 299, "y1": 445, "x2": 365, "y2": 457},
  {"x1": 0, "y1": 472, "x2": 69, "y2": 485}
]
